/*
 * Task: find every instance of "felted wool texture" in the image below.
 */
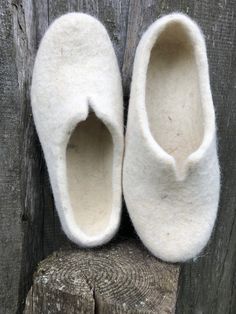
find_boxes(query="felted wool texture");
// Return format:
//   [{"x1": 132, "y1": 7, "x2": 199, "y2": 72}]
[
  {"x1": 31, "y1": 13, "x2": 124, "y2": 247},
  {"x1": 123, "y1": 13, "x2": 220, "y2": 262}
]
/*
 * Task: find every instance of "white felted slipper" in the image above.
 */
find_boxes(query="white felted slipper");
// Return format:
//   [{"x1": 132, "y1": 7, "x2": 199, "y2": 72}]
[
  {"x1": 123, "y1": 13, "x2": 220, "y2": 262},
  {"x1": 31, "y1": 13, "x2": 123, "y2": 247}
]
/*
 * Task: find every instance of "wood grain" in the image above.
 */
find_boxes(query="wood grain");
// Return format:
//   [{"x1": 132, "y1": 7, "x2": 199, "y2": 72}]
[
  {"x1": 0, "y1": 0, "x2": 235, "y2": 313},
  {"x1": 0, "y1": 1, "x2": 22, "y2": 313},
  {"x1": 24, "y1": 239, "x2": 179, "y2": 314}
]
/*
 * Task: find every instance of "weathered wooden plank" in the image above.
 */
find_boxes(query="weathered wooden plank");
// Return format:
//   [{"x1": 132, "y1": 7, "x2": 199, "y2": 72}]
[
  {"x1": 24, "y1": 239, "x2": 179, "y2": 314},
  {"x1": 0, "y1": 1, "x2": 24, "y2": 313},
  {"x1": 175, "y1": 1, "x2": 236, "y2": 313},
  {"x1": 12, "y1": 1, "x2": 46, "y2": 311}
]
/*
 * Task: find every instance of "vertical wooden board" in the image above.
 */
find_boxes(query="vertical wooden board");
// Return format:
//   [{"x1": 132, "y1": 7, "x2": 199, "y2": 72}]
[
  {"x1": 0, "y1": 1, "x2": 23, "y2": 313},
  {"x1": 174, "y1": 1, "x2": 236, "y2": 313},
  {"x1": 0, "y1": 0, "x2": 57, "y2": 312},
  {"x1": 122, "y1": 0, "x2": 159, "y2": 95},
  {"x1": 9, "y1": 1, "x2": 47, "y2": 313},
  {"x1": 0, "y1": 0, "x2": 28, "y2": 313}
]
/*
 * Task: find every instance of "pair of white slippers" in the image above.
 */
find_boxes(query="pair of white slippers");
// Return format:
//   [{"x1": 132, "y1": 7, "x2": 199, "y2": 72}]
[{"x1": 31, "y1": 12, "x2": 220, "y2": 262}]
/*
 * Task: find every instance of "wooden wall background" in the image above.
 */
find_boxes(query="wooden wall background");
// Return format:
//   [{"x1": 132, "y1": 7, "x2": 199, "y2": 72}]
[{"x1": 0, "y1": 0, "x2": 236, "y2": 313}]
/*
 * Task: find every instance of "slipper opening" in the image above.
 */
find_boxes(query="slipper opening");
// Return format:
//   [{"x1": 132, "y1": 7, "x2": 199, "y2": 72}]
[
  {"x1": 66, "y1": 112, "x2": 113, "y2": 237},
  {"x1": 145, "y1": 20, "x2": 204, "y2": 170}
]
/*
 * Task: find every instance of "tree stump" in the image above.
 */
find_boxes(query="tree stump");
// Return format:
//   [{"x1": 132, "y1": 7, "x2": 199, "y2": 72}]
[{"x1": 24, "y1": 238, "x2": 179, "y2": 313}]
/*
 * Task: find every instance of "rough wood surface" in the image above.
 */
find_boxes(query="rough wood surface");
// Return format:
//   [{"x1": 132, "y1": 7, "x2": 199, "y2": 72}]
[
  {"x1": 0, "y1": 1, "x2": 23, "y2": 313},
  {"x1": 0, "y1": 0, "x2": 236, "y2": 313},
  {"x1": 24, "y1": 239, "x2": 179, "y2": 314}
]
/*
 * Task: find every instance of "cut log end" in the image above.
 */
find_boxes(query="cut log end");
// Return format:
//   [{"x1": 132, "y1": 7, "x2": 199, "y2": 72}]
[{"x1": 24, "y1": 238, "x2": 179, "y2": 313}]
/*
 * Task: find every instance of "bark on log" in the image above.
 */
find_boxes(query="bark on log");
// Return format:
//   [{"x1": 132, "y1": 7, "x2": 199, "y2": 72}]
[{"x1": 24, "y1": 239, "x2": 179, "y2": 314}]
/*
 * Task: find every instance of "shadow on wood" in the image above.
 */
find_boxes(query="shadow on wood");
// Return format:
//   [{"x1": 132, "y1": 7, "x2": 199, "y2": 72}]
[{"x1": 24, "y1": 238, "x2": 179, "y2": 314}]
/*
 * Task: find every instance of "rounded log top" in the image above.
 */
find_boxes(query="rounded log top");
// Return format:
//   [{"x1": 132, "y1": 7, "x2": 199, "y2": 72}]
[{"x1": 25, "y1": 239, "x2": 179, "y2": 313}]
